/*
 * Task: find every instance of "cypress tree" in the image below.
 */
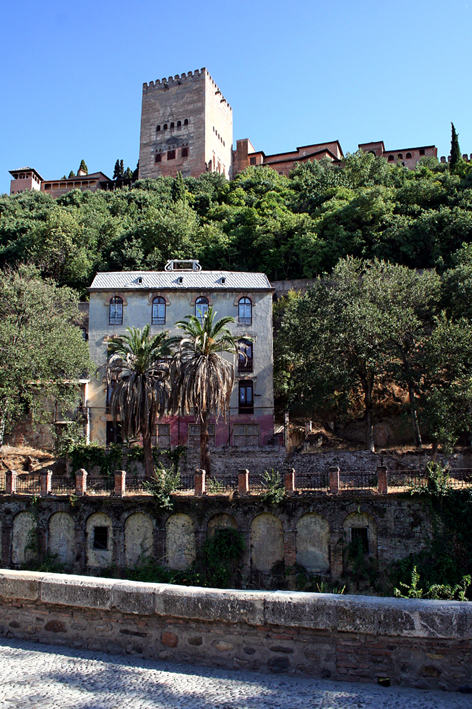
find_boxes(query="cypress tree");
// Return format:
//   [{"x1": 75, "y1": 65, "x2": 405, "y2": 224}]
[
  {"x1": 68, "y1": 170, "x2": 76, "y2": 178},
  {"x1": 450, "y1": 123, "x2": 462, "y2": 172},
  {"x1": 78, "y1": 159, "x2": 88, "y2": 175},
  {"x1": 119, "y1": 160, "x2": 124, "y2": 177},
  {"x1": 171, "y1": 171, "x2": 186, "y2": 202},
  {"x1": 113, "y1": 160, "x2": 121, "y2": 180}
]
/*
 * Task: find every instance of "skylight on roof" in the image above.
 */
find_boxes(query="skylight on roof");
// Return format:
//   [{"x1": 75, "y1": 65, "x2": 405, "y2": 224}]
[{"x1": 164, "y1": 259, "x2": 202, "y2": 272}]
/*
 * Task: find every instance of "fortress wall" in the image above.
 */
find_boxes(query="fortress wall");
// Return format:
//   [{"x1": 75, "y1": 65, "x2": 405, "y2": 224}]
[{"x1": 0, "y1": 570, "x2": 470, "y2": 691}]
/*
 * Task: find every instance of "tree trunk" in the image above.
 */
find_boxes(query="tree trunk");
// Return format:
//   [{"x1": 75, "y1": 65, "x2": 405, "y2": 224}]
[
  {"x1": 143, "y1": 434, "x2": 154, "y2": 478},
  {"x1": 408, "y1": 378, "x2": 423, "y2": 448},
  {"x1": 364, "y1": 378, "x2": 375, "y2": 452},
  {"x1": 200, "y1": 411, "x2": 211, "y2": 476}
]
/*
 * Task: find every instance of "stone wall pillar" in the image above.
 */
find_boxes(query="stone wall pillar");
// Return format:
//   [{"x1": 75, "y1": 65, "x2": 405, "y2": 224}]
[
  {"x1": 75, "y1": 469, "x2": 88, "y2": 497},
  {"x1": 284, "y1": 468, "x2": 295, "y2": 494},
  {"x1": 329, "y1": 466, "x2": 340, "y2": 494},
  {"x1": 377, "y1": 466, "x2": 388, "y2": 495},
  {"x1": 284, "y1": 529, "x2": 297, "y2": 568},
  {"x1": 5, "y1": 470, "x2": 17, "y2": 495},
  {"x1": 114, "y1": 470, "x2": 126, "y2": 497},
  {"x1": 195, "y1": 469, "x2": 206, "y2": 497},
  {"x1": 40, "y1": 469, "x2": 52, "y2": 497},
  {"x1": 238, "y1": 469, "x2": 249, "y2": 496}
]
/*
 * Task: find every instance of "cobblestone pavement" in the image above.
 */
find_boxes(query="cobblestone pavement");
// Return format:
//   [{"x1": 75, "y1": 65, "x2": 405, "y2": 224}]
[{"x1": 0, "y1": 638, "x2": 470, "y2": 709}]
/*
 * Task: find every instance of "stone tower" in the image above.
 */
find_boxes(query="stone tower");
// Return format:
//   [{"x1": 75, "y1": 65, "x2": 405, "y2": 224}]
[{"x1": 139, "y1": 68, "x2": 233, "y2": 180}]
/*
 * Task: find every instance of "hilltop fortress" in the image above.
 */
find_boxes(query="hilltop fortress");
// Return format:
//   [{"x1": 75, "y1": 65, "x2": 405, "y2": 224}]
[{"x1": 10, "y1": 67, "x2": 459, "y2": 196}]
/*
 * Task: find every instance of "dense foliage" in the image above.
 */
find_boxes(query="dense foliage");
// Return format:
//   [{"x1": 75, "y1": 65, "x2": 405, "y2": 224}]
[
  {"x1": 2, "y1": 152, "x2": 472, "y2": 294},
  {"x1": 0, "y1": 265, "x2": 93, "y2": 445}
]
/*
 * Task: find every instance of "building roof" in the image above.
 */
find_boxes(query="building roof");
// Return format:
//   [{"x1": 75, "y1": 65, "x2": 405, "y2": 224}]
[
  {"x1": 42, "y1": 171, "x2": 112, "y2": 183},
  {"x1": 88, "y1": 271, "x2": 273, "y2": 292},
  {"x1": 9, "y1": 167, "x2": 44, "y2": 180}
]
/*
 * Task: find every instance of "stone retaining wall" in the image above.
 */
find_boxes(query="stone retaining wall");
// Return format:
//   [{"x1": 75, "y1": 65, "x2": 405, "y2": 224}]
[{"x1": 0, "y1": 570, "x2": 470, "y2": 691}]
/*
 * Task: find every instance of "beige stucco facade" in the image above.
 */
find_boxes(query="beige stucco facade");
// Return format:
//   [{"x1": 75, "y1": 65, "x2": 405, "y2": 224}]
[{"x1": 87, "y1": 262, "x2": 275, "y2": 449}]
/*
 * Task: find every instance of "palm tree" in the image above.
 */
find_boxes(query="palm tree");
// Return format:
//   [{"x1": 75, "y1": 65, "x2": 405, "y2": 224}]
[
  {"x1": 171, "y1": 307, "x2": 237, "y2": 475},
  {"x1": 107, "y1": 325, "x2": 175, "y2": 477}
]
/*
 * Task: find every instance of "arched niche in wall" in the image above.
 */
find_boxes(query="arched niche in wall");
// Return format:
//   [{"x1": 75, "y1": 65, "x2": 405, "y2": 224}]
[
  {"x1": 86, "y1": 512, "x2": 113, "y2": 569},
  {"x1": 296, "y1": 513, "x2": 330, "y2": 573},
  {"x1": 125, "y1": 513, "x2": 153, "y2": 568},
  {"x1": 166, "y1": 513, "x2": 196, "y2": 570},
  {"x1": 207, "y1": 513, "x2": 237, "y2": 538},
  {"x1": 250, "y1": 513, "x2": 283, "y2": 572},
  {"x1": 48, "y1": 512, "x2": 75, "y2": 567},
  {"x1": 12, "y1": 511, "x2": 37, "y2": 566},
  {"x1": 342, "y1": 511, "x2": 378, "y2": 575}
]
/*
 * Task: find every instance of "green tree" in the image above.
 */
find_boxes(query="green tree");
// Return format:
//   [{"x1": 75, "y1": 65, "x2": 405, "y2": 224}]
[
  {"x1": 120, "y1": 160, "x2": 124, "y2": 178},
  {"x1": 171, "y1": 171, "x2": 186, "y2": 202},
  {"x1": 0, "y1": 265, "x2": 93, "y2": 447},
  {"x1": 107, "y1": 325, "x2": 176, "y2": 477},
  {"x1": 280, "y1": 258, "x2": 396, "y2": 451},
  {"x1": 68, "y1": 170, "x2": 76, "y2": 178},
  {"x1": 450, "y1": 123, "x2": 462, "y2": 172},
  {"x1": 78, "y1": 159, "x2": 88, "y2": 175},
  {"x1": 113, "y1": 160, "x2": 123, "y2": 180},
  {"x1": 419, "y1": 314, "x2": 472, "y2": 452},
  {"x1": 124, "y1": 167, "x2": 133, "y2": 179},
  {"x1": 171, "y1": 307, "x2": 237, "y2": 473}
]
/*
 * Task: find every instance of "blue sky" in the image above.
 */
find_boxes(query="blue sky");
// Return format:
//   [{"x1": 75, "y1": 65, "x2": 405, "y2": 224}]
[{"x1": 1, "y1": 0, "x2": 471, "y2": 194}]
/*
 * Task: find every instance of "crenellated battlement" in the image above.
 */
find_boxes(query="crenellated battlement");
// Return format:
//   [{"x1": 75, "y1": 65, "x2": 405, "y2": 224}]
[{"x1": 143, "y1": 68, "x2": 231, "y2": 111}]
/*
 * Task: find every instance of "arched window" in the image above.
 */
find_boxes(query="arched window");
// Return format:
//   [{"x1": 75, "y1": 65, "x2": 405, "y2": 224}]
[
  {"x1": 109, "y1": 296, "x2": 123, "y2": 325},
  {"x1": 170, "y1": 122, "x2": 174, "y2": 128},
  {"x1": 163, "y1": 123, "x2": 168, "y2": 130},
  {"x1": 177, "y1": 120, "x2": 181, "y2": 127},
  {"x1": 238, "y1": 339, "x2": 253, "y2": 372},
  {"x1": 406, "y1": 152, "x2": 412, "y2": 159},
  {"x1": 184, "y1": 118, "x2": 189, "y2": 126},
  {"x1": 152, "y1": 296, "x2": 166, "y2": 325},
  {"x1": 156, "y1": 125, "x2": 161, "y2": 132},
  {"x1": 397, "y1": 153, "x2": 403, "y2": 160},
  {"x1": 388, "y1": 155, "x2": 394, "y2": 162},
  {"x1": 195, "y1": 296, "x2": 209, "y2": 323},
  {"x1": 238, "y1": 297, "x2": 252, "y2": 325}
]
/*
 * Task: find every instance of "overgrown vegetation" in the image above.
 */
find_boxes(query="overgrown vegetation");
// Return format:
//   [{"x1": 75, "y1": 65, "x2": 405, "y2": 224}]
[
  {"x1": 144, "y1": 465, "x2": 180, "y2": 511},
  {"x1": 387, "y1": 462, "x2": 472, "y2": 599},
  {"x1": 260, "y1": 469, "x2": 285, "y2": 505}
]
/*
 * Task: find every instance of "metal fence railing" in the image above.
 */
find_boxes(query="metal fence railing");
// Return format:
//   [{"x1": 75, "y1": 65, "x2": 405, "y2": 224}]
[
  {"x1": 50, "y1": 476, "x2": 75, "y2": 495},
  {"x1": 295, "y1": 473, "x2": 329, "y2": 491},
  {"x1": 15, "y1": 474, "x2": 41, "y2": 495},
  {"x1": 86, "y1": 476, "x2": 114, "y2": 495},
  {"x1": 339, "y1": 470, "x2": 379, "y2": 491}
]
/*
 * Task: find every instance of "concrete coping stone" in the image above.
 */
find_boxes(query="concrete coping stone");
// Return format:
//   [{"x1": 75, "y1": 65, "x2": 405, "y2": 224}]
[{"x1": 0, "y1": 570, "x2": 471, "y2": 639}]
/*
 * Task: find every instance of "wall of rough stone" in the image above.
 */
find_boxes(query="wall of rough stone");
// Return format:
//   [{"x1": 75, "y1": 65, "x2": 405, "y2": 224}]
[
  {"x1": 0, "y1": 570, "x2": 470, "y2": 691},
  {"x1": 0, "y1": 492, "x2": 431, "y2": 587}
]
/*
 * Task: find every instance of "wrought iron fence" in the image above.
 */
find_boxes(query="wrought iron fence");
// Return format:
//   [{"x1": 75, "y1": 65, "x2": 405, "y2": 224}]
[
  {"x1": 208, "y1": 473, "x2": 238, "y2": 493},
  {"x1": 16, "y1": 474, "x2": 41, "y2": 495},
  {"x1": 51, "y1": 476, "x2": 75, "y2": 495},
  {"x1": 339, "y1": 470, "x2": 379, "y2": 491},
  {"x1": 295, "y1": 473, "x2": 329, "y2": 491},
  {"x1": 86, "y1": 476, "x2": 114, "y2": 495}
]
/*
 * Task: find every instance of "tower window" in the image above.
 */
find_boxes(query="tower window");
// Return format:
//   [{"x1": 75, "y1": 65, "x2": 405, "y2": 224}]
[
  {"x1": 152, "y1": 296, "x2": 166, "y2": 325},
  {"x1": 170, "y1": 122, "x2": 174, "y2": 128},
  {"x1": 250, "y1": 157, "x2": 256, "y2": 165},
  {"x1": 388, "y1": 155, "x2": 394, "y2": 162},
  {"x1": 155, "y1": 154, "x2": 162, "y2": 163},
  {"x1": 406, "y1": 152, "x2": 412, "y2": 159},
  {"x1": 156, "y1": 125, "x2": 161, "y2": 132},
  {"x1": 397, "y1": 154, "x2": 403, "y2": 160},
  {"x1": 177, "y1": 120, "x2": 181, "y2": 127},
  {"x1": 184, "y1": 119, "x2": 188, "y2": 126},
  {"x1": 163, "y1": 123, "x2": 168, "y2": 130},
  {"x1": 182, "y1": 147, "x2": 189, "y2": 158},
  {"x1": 167, "y1": 150, "x2": 176, "y2": 160},
  {"x1": 419, "y1": 149, "x2": 425, "y2": 156},
  {"x1": 109, "y1": 296, "x2": 123, "y2": 325}
]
